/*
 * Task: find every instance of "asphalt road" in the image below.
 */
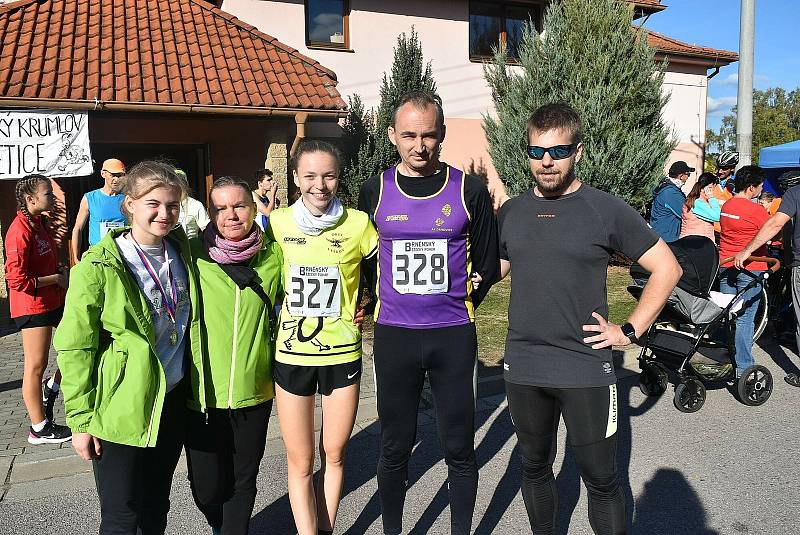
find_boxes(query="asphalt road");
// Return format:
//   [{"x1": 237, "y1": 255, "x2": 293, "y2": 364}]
[{"x1": 1, "y1": 339, "x2": 799, "y2": 534}]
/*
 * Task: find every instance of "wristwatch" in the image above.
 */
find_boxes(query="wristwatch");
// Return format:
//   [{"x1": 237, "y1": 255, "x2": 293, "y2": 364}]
[{"x1": 620, "y1": 322, "x2": 638, "y2": 343}]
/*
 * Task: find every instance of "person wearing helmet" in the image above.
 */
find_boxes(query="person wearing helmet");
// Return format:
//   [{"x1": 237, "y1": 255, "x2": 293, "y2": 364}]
[
  {"x1": 713, "y1": 151, "x2": 739, "y2": 203},
  {"x1": 734, "y1": 169, "x2": 800, "y2": 388}
]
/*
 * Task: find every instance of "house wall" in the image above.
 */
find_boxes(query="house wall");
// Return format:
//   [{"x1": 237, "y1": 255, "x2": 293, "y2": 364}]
[
  {"x1": 661, "y1": 64, "x2": 709, "y2": 189},
  {"x1": 224, "y1": 0, "x2": 713, "y2": 185}
]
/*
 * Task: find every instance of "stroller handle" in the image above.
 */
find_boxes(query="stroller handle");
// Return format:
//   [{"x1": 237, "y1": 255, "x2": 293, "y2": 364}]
[{"x1": 720, "y1": 256, "x2": 781, "y2": 274}]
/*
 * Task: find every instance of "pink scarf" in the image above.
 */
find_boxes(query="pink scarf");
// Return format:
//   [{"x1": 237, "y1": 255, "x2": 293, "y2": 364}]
[{"x1": 203, "y1": 224, "x2": 263, "y2": 264}]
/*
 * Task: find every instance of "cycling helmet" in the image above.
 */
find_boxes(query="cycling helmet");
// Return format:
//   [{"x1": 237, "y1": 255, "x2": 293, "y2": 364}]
[
  {"x1": 716, "y1": 151, "x2": 739, "y2": 169},
  {"x1": 778, "y1": 170, "x2": 800, "y2": 193}
]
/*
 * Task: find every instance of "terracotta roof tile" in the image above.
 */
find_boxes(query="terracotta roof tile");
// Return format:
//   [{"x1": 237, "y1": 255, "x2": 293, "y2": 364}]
[
  {"x1": 0, "y1": 0, "x2": 345, "y2": 111},
  {"x1": 647, "y1": 30, "x2": 738, "y2": 64}
]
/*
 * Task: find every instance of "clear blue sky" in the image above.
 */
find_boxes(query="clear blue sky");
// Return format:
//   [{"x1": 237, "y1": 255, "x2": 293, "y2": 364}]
[{"x1": 646, "y1": 0, "x2": 800, "y2": 132}]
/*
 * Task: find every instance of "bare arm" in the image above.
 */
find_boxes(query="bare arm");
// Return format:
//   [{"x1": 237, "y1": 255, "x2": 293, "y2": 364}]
[
  {"x1": 70, "y1": 197, "x2": 89, "y2": 263},
  {"x1": 583, "y1": 239, "x2": 681, "y2": 348},
  {"x1": 253, "y1": 191, "x2": 274, "y2": 217},
  {"x1": 500, "y1": 259, "x2": 511, "y2": 280},
  {"x1": 626, "y1": 239, "x2": 682, "y2": 336},
  {"x1": 733, "y1": 212, "x2": 790, "y2": 268}
]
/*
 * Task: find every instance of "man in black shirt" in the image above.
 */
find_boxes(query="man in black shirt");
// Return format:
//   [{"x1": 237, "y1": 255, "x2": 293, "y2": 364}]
[
  {"x1": 497, "y1": 103, "x2": 680, "y2": 534},
  {"x1": 358, "y1": 91, "x2": 499, "y2": 535}
]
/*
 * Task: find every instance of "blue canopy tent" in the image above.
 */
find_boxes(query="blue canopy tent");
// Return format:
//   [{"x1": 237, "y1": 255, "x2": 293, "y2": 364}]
[{"x1": 759, "y1": 140, "x2": 800, "y2": 195}]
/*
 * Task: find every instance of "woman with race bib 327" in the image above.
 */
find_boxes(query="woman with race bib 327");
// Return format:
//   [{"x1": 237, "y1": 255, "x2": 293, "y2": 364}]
[{"x1": 267, "y1": 140, "x2": 377, "y2": 535}]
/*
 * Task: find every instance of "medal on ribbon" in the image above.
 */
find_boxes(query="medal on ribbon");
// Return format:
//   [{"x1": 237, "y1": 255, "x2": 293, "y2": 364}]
[{"x1": 132, "y1": 237, "x2": 180, "y2": 346}]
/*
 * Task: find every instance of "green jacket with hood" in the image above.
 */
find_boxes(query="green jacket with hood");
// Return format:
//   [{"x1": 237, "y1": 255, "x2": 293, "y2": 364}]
[
  {"x1": 54, "y1": 227, "x2": 203, "y2": 447},
  {"x1": 187, "y1": 233, "x2": 283, "y2": 412}
]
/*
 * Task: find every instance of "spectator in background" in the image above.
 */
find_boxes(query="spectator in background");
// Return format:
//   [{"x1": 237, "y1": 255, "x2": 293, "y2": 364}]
[
  {"x1": 713, "y1": 151, "x2": 739, "y2": 204},
  {"x1": 253, "y1": 168, "x2": 279, "y2": 230},
  {"x1": 70, "y1": 158, "x2": 127, "y2": 261},
  {"x1": 174, "y1": 169, "x2": 210, "y2": 239},
  {"x1": 758, "y1": 191, "x2": 782, "y2": 216},
  {"x1": 680, "y1": 172, "x2": 721, "y2": 242},
  {"x1": 650, "y1": 161, "x2": 694, "y2": 242},
  {"x1": 758, "y1": 192, "x2": 775, "y2": 211},
  {"x1": 719, "y1": 165, "x2": 769, "y2": 378},
  {"x1": 5, "y1": 174, "x2": 71, "y2": 445},
  {"x1": 735, "y1": 171, "x2": 800, "y2": 387}
]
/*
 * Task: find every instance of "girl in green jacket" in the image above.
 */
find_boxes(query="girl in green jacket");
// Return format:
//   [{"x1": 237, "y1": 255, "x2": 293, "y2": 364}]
[
  {"x1": 55, "y1": 161, "x2": 198, "y2": 535},
  {"x1": 186, "y1": 175, "x2": 283, "y2": 535}
]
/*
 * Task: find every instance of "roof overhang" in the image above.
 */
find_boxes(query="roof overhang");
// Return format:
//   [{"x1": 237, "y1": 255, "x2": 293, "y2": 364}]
[
  {"x1": 631, "y1": 1, "x2": 667, "y2": 19},
  {"x1": 654, "y1": 52, "x2": 736, "y2": 69},
  {"x1": 0, "y1": 98, "x2": 347, "y2": 120}
]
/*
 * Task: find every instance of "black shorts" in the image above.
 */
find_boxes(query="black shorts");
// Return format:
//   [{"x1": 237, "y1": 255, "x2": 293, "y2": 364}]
[
  {"x1": 273, "y1": 359, "x2": 362, "y2": 397},
  {"x1": 13, "y1": 306, "x2": 64, "y2": 330}
]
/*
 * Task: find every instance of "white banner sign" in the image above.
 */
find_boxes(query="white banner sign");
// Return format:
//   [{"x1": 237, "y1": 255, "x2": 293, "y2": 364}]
[{"x1": 0, "y1": 109, "x2": 93, "y2": 179}]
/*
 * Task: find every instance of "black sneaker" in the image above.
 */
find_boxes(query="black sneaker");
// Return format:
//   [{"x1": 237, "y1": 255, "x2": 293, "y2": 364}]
[
  {"x1": 42, "y1": 377, "x2": 58, "y2": 423},
  {"x1": 28, "y1": 421, "x2": 72, "y2": 445}
]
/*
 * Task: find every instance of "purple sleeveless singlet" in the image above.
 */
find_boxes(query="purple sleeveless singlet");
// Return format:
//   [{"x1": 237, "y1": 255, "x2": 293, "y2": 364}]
[{"x1": 374, "y1": 165, "x2": 473, "y2": 329}]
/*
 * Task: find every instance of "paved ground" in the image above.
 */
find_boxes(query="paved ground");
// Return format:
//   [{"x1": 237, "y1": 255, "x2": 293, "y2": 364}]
[{"x1": 1, "y1": 330, "x2": 799, "y2": 534}]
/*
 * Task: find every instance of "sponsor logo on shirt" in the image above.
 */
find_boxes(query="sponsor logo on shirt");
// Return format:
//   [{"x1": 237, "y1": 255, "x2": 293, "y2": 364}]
[
  {"x1": 537, "y1": 213, "x2": 556, "y2": 219},
  {"x1": 35, "y1": 237, "x2": 52, "y2": 257},
  {"x1": 602, "y1": 362, "x2": 613, "y2": 374},
  {"x1": 284, "y1": 236, "x2": 307, "y2": 245},
  {"x1": 385, "y1": 214, "x2": 409, "y2": 222},
  {"x1": 441, "y1": 203, "x2": 452, "y2": 217},
  {"x1": 326, "y1": 238, "x2": 344, "y2": 249},
  {"x1": 503, "y1": 362, "x2": 510, "y2": 371}
]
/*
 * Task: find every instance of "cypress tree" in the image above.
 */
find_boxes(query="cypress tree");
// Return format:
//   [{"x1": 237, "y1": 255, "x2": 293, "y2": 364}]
[
  {"x1": 483, "y1": 0, "x2": 675, "y2": 209},
  {"x1": 340, "y1": 27, "x2": 439, "y2": 206}
]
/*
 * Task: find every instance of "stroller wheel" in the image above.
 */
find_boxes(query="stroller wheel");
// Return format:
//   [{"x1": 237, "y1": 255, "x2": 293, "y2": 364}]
[
  {"x1": 736, "y1": 365, "x2": 773, "y2": 406},
  {"x1": 674, "y1": 378, "x2": 706, "y2": 413},
  {"x1": 639, "y1": 362, "x2": 668, "y2": 396}
]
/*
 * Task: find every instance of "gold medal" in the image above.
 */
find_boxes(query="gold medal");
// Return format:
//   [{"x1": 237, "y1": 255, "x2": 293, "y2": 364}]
[{"x1": 170, "y1": 329, "x2": 178, "y2": 346}]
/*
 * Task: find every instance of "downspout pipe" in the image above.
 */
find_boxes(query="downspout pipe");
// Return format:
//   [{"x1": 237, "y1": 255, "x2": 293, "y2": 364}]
[{"x1": 290, "y1": 112, "x2": 309, "y2": 157}]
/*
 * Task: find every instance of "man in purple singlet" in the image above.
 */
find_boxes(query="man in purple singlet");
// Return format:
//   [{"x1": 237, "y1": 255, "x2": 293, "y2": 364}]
[{"x1": 358, "y1": 91, "x2": 499, "y2": 535}]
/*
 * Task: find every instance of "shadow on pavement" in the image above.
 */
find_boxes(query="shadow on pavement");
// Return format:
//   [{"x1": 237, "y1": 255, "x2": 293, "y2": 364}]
[
  {"x1": 631, "y1": 468, "x2": 720, "y2": 535},
  {"x1": 0, "y1": 379, "x2": 23, "y2": 393},
  {"x1": 757, "y1": 337, "x2": 800, "y2": 377},
  {"x1": 249, "y1": 387, "x2": 512, "y2": 534},
  {"x1": 250, "y1": 374, "x2": 705, "y2": 534}
]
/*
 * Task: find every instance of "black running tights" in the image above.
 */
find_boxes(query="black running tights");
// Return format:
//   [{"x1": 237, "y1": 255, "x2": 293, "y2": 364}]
[
  {"x1": 374, "y1": 323, "x2": 478, "y2": 535},
  {"x1": 505, "y1": 381, "x2": 626, "y2": 535}
]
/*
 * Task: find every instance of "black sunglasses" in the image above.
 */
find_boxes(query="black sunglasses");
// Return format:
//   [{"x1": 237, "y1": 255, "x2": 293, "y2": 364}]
[
  {"x1": 103, "y1": 170, "x2": 126, "y2": 178},
  {"x1": 526, "y1": 144, "x2": 577, "y2": 160}
]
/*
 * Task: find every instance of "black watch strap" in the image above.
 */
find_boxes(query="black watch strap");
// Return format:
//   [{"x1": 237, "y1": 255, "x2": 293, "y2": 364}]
[{"x1": 621, "y1": 322, "x2": 638, "y2": 343}]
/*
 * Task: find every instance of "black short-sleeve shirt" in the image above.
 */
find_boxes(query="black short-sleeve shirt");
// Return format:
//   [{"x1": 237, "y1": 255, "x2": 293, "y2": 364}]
[{"x1": 498, "y1": 185, "x2": 659, "y2": 388}]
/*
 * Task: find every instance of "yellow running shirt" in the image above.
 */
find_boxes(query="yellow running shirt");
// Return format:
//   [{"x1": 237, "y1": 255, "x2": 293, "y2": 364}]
[{"x1": 267, "y1": 206, "x2": 378, "y2": 366}]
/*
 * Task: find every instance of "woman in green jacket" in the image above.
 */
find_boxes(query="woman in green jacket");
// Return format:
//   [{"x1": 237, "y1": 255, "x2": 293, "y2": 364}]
[
  {"x1": 186, "y1": 175, "x2": 283, "y2": 535},
  {"x1": 55, "y1": 161, "x2": 199, "y2": 535}
]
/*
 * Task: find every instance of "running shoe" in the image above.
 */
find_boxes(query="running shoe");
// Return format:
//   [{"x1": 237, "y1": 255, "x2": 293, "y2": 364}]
[
  {"x1": 41, "y1": 377, "x2": 58, "y2": 423},
  {"x1": 28, "y1": 421, "x2": 72, "y2": 445}
]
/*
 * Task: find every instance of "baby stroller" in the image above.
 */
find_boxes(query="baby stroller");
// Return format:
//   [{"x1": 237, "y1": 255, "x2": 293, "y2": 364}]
[{"x1": 628, "y1": 235, "x2": 780, "y2": 413}]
